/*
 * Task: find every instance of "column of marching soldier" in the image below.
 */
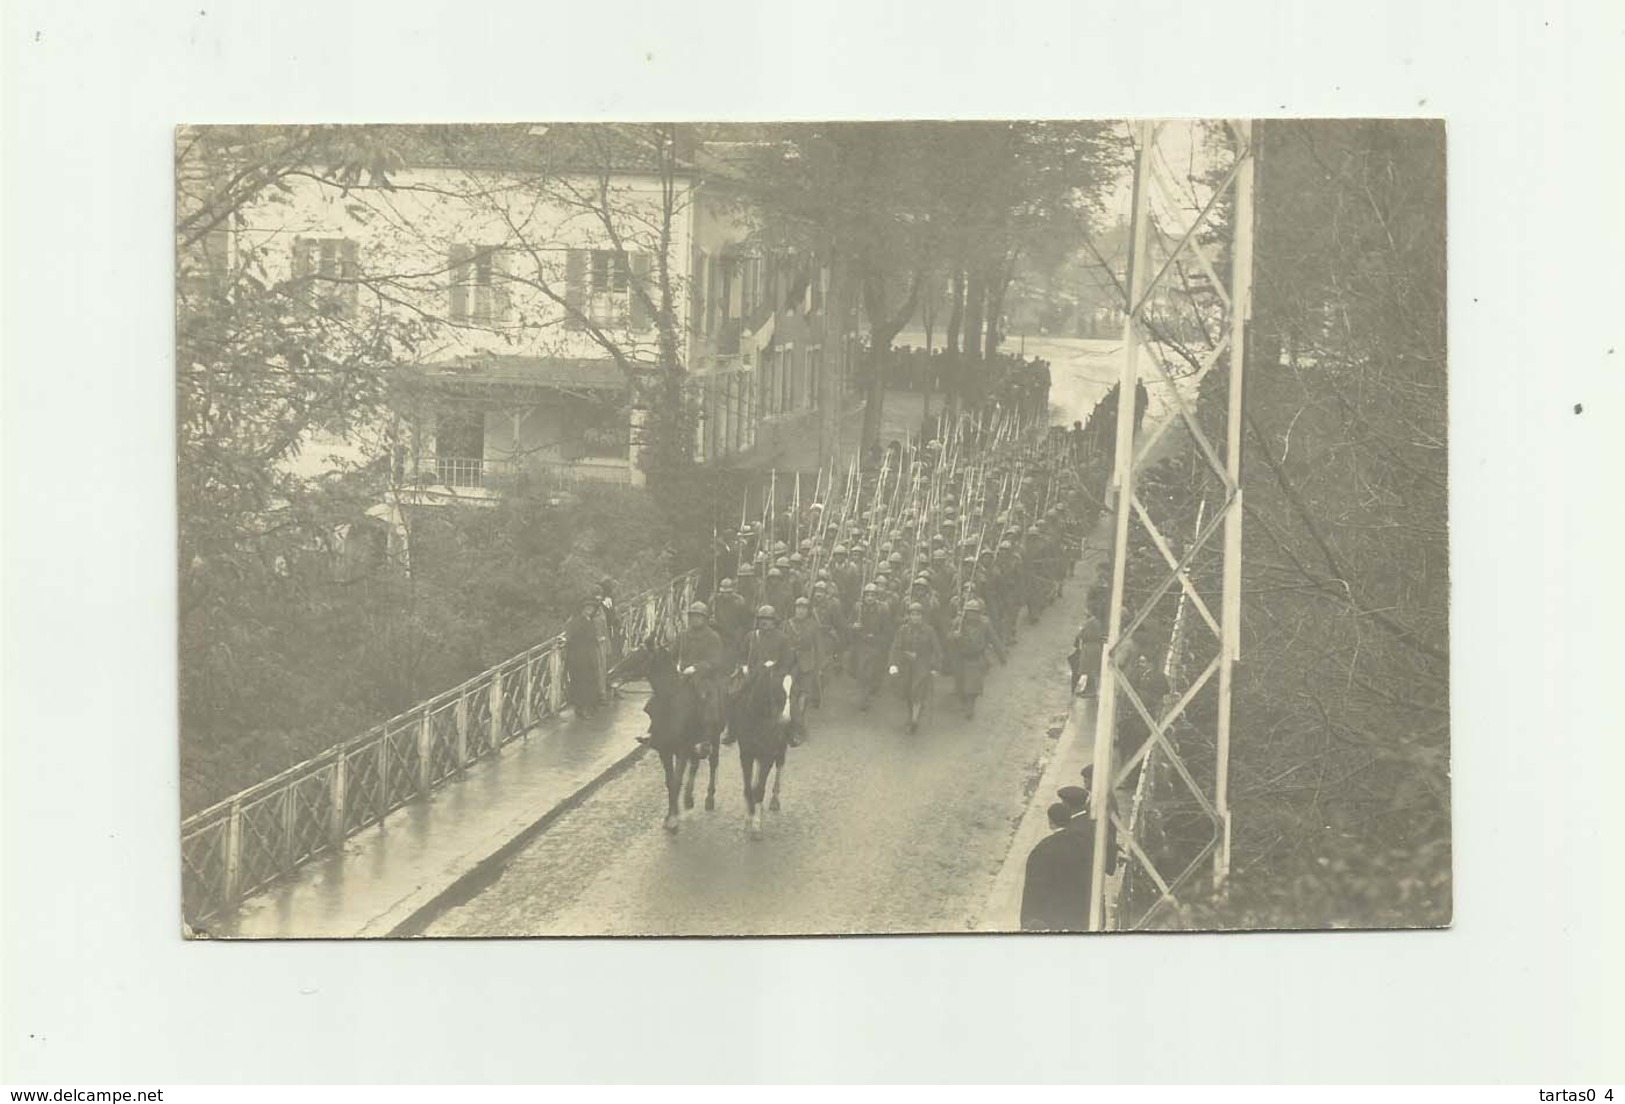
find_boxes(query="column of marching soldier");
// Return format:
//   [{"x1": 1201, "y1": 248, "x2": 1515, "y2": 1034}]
[{"x1": 675, "y1": 407, "x2": 1099, "y2": 742}]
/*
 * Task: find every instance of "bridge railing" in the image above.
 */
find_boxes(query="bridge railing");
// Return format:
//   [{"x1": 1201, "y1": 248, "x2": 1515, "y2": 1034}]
[{"x1": 181, "y1": 570, "x2": 699, "y2": 926}]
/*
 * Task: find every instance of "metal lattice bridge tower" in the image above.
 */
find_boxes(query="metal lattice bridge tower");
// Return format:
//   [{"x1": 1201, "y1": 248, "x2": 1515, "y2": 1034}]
[{"x1": 1088, "y1": 119, "x2": 1257, "y2": 931}]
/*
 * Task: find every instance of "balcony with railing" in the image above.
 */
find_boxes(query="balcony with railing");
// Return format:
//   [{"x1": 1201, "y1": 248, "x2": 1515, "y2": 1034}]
[{"x1": 434, "y1": 455, "x2": 490, "y2": 489}]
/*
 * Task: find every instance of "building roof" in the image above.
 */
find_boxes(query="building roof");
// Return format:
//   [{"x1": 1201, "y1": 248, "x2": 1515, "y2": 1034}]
[
  {"x1": 411, "y1": 354, "x2": 631, "y2": 394},
  {"x1": 376, "y1": 123, "x2": 701, "y2": 178}
]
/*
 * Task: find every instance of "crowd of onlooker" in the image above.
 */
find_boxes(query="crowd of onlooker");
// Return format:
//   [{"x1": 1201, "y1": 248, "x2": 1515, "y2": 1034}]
[{"x1": 859, "y1": 345, "x2": 1055, "y2": 429}]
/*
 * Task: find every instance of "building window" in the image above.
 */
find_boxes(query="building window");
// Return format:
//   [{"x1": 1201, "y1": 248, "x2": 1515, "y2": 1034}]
[
  {"x1": 591, "y1": 250, "x2": 630, "y2": 295},
  {"x1": 292, "y1": 237, "x2": 359, "y2": 317},
  {"x1": 449, "y1": 245, "x2": 510, "y2": 325},
  {"x1": 564, "y1": 249, "x2": 650, "y2": 330}
]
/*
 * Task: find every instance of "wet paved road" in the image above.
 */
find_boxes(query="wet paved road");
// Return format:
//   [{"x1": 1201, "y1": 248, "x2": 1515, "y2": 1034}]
[
  {"x1": 423, "y1": 342, "x2": 1126, "y2": 937},
  {"x1": 424, "y1": 585, "x2": 1087, "y2": 937}
]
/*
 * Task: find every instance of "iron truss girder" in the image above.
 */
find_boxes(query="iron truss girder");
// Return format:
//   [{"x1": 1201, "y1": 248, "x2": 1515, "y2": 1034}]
[{"x1": 1088, "y1": 119, "x2": 1256, "y2": 931}]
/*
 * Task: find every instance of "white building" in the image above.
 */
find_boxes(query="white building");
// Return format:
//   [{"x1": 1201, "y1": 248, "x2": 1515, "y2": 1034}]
[{"x1": 222, "y1": 124, "x2": 859, "y2": 501}]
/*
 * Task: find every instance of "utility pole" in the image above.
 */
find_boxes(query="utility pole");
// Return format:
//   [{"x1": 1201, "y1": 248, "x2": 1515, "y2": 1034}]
[{"x1": 1087, "y1": 120, "x2": 1257, "y2": 931}]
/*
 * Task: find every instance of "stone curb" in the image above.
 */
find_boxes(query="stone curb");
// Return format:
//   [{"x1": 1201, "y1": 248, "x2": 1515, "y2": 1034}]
[{"x1": 378, "y1": 742, "x2": 651, "y2": 938}]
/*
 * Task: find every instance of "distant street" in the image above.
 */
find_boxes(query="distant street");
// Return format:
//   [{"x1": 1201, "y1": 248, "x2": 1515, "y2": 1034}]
[{"x1": 892, "y1": 334, "x2": 1125, "y2": 430}]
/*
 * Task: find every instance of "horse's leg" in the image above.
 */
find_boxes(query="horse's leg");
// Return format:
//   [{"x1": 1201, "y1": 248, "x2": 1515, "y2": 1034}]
[
  {"x1": 768, "y1": 750, "x2": 784, "y2": 813},
  {"x1": 682, "y1": 747, "x2": 697, "y2": 810},
  {"x1": 704, "y1": 734, "x2": 719, "y2": 811},
  {"x1": 739, "y1": 745, "x2": 756, "y2": 828},
  {"x1": 748, "y1": 757, "x2": 767, "y2": 839},
  {"x1": 660, "y1": 750, "x2": 680, "y2": 833}
]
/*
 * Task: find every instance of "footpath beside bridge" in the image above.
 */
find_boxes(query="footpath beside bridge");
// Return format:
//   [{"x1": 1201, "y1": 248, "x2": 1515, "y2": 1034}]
[{"x1": 182, "y1": 573, "x2": 699, "y2": 938}]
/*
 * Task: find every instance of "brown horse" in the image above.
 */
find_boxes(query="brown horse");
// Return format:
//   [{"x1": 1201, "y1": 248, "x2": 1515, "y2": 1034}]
[
  {"x1": 610, "y1": 637, "x2": 722, "y2": 832},
  {"x1": 727, "y1": 661, "x2": 792, "y2": 839}
]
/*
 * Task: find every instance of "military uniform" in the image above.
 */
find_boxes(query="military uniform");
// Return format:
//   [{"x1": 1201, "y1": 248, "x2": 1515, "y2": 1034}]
[
  {"x1": 764, "y1": 576, "x2": 793, "y2": 618},
  {"x1": 675, "y1": 620, "x2": 726, "y2": 732},
  {"x1": 785, "y1": 611, "x2": 824, "y2": 743},
  {"x1": 744, "y1": 622, "x2": 795, "y2": 673},
  {"x1": 711, "y1": 589, "x2": 751, "y2": 667},
  {"x1": 831, "y1": 557, "x2": 861, "y2": 614},
  {"x1": 888, "y1": 617, "x2": 944, "y2": 730},
  {"x1": 849, "y1": 597, "x2": 893, "y2": 708},
  {"x1": 950, "y1": 614, "x2": 1006, "y2": 716}
]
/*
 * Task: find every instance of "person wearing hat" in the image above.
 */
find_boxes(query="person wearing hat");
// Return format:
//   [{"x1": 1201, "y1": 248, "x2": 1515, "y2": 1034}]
[
  {"x1": 786, "y1": 551, "x2": 806, "y2": 597},
  {"x1": 1019, "y1": 773, "x2": 1117, "y2": 931},
  {"x1": 563, "y1": 596, "x2": 606, "y2": 719},
  {"x1": 1019, "y1": 800, "x2": 1093, "y2": 932},
  {"x1": 593, "y1": 578, "x2": 623, "y2": 666},
  {"x1": 928, "y1": 547, "x2": 955, "y2": 605},
  {"x1": 848, "y1": 581, "x2": 894, "y2": 711},
  {"x1": 745, "y1": 605, "x2": 793, "y2": 666},
  {"x1": 830, "y1": 543, "x2": 860, "y2": 615},
  {"x1": 810, "y1": 579, "x2": 845, "y2": 675},
  {"x1": 978, "y1": 553, "x2": 1007, "y2": 638},
  {"x1": 712, "y1": 577, "x2": 751, "y2": 669},
  {"x1": 677, "y1": 600, "x2": 726, "y2": 731},
  {"x1": 764, "y1": 565, "x2": 791, "y2": 617},
  {"x1": 949, "y1": 596, "x2": 1007, "y2": 719},
  {"x1": 1069, "y1": 609, "x2": 1106, "y2": 698},
  {"x1": 785, "y1": 596, "x2": 824, "y2": 746},
  {"x1": 910, "y1": 574, "x2": 947, "y2": 640},
  {"x1": 735, "y1": 604, "x2": 794, "y2": 746},
  {"x1": 874, "y1": 570, "x2": 902, "y2": 624},
  {"x1": 888, "y1": 601, "x2": 944, "y2": 734},
  {"x1": 735, "y1": 560, "x2": 762, "y2": 613},
  {"x1": 1022, "y1": 524, "x2": 1053, "y2": 620}
]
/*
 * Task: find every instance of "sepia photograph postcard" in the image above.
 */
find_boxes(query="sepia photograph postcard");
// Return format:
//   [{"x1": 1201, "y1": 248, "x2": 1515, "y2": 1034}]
[{"x1": 176, "y1": 119, "x2": 1448, "y2": 938}]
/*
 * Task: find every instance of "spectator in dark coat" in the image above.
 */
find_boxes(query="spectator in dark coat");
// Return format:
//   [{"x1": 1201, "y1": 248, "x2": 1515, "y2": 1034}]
[
  {"x1": 564, "y1": 597, "x2": 606, "y2": 718},
  {"x1": 1020, "y1": 802, "x2": 1095, "y2": 932},
  {"x1": 1020, "y1": 780, "x2": 1116, "y2": 932}
]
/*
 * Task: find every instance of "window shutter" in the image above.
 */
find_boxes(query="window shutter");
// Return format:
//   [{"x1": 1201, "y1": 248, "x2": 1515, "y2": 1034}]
[
  {"x1": 691, "y1": 249, "x2": 705, "y2": 337},
  {"x1": 448, "y1": 244, "x2": 473, "y2": 320},
  {"x1": 291, "y1": 236, "x2": 314, "y2": 281},
  {"x1": 492, "y1": 249, "x2": 512, "y2": 325},
  {"x1": 630, "y1": 252, "x2": 652, "y2": 332},
  {"x1": 565, "y1": 249, "x2": 587, "y2": 330},
  {"x1": 340, "y1": 239, "x2": 360, "y2": 317}
]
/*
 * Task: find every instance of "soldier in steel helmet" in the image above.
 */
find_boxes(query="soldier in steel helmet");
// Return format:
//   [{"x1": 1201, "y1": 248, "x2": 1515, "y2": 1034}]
[
  {"x1": 731, "y1": 604, "x2": 794, "y2": 746},
  {"x1": 888, "y1": 600, "x2": 944, "y2": 734},
  {"x1": 711, "y1": 577, "x2": 751, "y2": 669},
  {"x1": 785, "y1": 596, "x2": 824, "y2": 746},
  {"x1": 950, "y1": 596, "x2": 1007, "y2": 719},
  {"x1": 676, "y1": 600, "x2": 726, "y2": 735},
  {"x1": 849, "y1": 581, "x2": 893, "y2": 711}
]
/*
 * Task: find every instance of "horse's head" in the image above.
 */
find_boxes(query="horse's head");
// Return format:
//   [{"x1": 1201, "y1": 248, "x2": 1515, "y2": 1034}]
[
  {"x1": 776, "y1": 671, "x2": 793, "y2": 726},
  {"x1": 607, "y1": 633, "x2": 670, "y2": 686},
  {"x1": 737, "y1": 664, "x2": 792, "y2": 728}
]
